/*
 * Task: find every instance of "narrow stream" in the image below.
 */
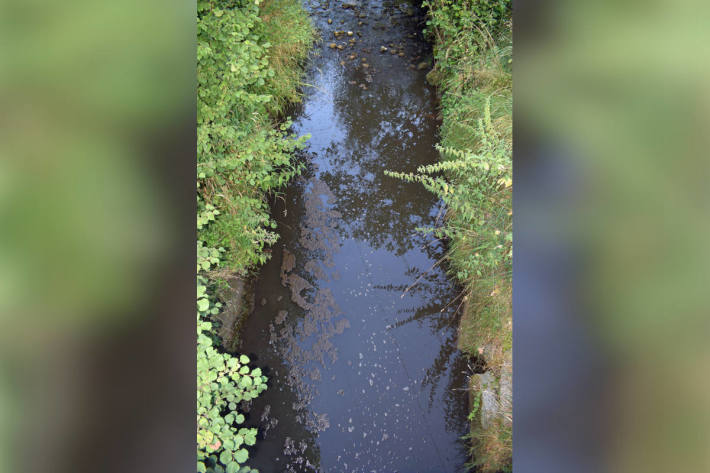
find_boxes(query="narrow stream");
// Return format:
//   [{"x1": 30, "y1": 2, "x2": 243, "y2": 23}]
[{"x1": 238, "y1": 1, "x2": 469, "y2": 471}]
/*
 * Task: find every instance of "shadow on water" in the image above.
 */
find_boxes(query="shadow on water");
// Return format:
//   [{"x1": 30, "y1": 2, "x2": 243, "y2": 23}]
[{"x1": 238, "y1": 1, "x2": 470, "y2": 471}]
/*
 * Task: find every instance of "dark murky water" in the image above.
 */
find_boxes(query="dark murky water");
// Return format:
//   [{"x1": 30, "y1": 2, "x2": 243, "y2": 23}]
[{"x1": 238, "y1": 1, "x2": 469, "y2": 471}]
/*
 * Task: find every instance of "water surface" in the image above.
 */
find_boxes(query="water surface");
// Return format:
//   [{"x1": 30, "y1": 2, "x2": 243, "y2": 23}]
[{"x1": 239, "y1": 1, "x2": 469, "y2": 471}]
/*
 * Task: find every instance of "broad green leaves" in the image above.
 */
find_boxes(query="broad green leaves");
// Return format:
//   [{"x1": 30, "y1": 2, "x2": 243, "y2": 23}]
[
  {"x1": 219, "y1": 450, "x2": 232, "y2": 465},
  {"x1": 234, "y1": 449, "x2": 249, "y2": 463},
  {"x1": 197, "y1": 199, "x2": 268, "y2": 473},
  {"x1": 196, "y1": 239, "x2": 268, "y2": 472}
]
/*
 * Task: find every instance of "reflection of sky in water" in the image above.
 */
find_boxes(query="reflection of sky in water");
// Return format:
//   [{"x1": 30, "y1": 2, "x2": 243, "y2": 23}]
[{"x1": 239, "y1": 0, "x2": 469, "y2": 471}]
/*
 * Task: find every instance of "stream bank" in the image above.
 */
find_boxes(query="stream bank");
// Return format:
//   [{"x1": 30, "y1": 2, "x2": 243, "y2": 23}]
[
  {"x1": 421, "y1": 1, "x2": 513, "y2": 471},
  {"x1": 196, "y1": 1, "x2": 315, "y2": 471}
]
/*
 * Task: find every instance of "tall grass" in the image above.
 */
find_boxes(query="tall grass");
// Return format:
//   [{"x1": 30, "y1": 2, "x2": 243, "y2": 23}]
[{"x1": 259, "y1": 0, "x2": 315, "y2": 115}]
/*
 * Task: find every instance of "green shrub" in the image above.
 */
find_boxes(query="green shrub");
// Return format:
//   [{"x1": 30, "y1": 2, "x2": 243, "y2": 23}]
[{"x1": 197, "y1": 0, "x2": 312, "y2": 273}]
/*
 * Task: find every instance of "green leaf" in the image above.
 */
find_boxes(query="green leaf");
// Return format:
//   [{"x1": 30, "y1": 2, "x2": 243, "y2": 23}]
[
  {"x1": 198, "y1": 298, "x2": 210, "y2": 312},
  {"x1": 239, "y1": 355, "x2": 250, "y2": 364},
  {"x1": 226, "y1": 461, "x2": 240, "y2": 473},
  {"x1": 219, "y1": 450, "x2": 233, "y2": 465},
  {"x1": 223, "y1": 438, "x2": 235, "y2": 451},
  {"x1": 234, "y1": 449, "x2": 249, "y2": 464}
]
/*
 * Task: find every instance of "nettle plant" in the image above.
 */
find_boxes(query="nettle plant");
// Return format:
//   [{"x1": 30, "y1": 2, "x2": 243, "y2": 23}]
[
  {"x1": 385, "y1": 100, "x2": 512, "y2": 282},
  {"x1": 197, "y1": 205, "x2": 267, "y2": 473}
]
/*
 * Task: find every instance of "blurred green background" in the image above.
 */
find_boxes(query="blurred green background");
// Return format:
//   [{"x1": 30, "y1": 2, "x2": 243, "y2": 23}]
[
  {"x1": 0, "y1": 0, "x2": 195, "y2": 472},
  {"x1": 1, "y1": 0, "x2": 709, "y2": 471},
  {"x1": 516, "y1": 0, "x2": 710, "y2": 471}
]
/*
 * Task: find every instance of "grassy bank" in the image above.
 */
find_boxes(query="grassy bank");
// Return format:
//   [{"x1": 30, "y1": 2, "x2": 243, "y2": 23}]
[
  {"x1": 196, "y1": 0, "x2": 313, "y2": 471},
  {"x1": 426, "y1": 2, "x2": 512, "y2": 470},
  {"x1": 389, "y1": 0, "x2": 512, "y2": 470}
]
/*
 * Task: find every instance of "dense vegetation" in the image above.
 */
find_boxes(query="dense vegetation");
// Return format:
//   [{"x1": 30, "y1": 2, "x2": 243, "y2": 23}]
[
  {"x1": 196, "y1": 0, "x2": 313, "y2": 471},
  {"x1": 197, "y1": 0, "x2": 313, "y2": 271},
  {"x1": 388, "y1": 0, "x2": 512, "y2": 471}
]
